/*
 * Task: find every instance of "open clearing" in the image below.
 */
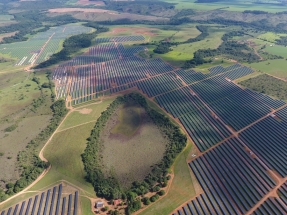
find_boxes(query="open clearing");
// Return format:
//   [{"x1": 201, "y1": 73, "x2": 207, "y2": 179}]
[
  {"x1": 101, "y1": 101, "x2": 167, "y2": 188},
  {"x1": 0, "y1": 115, "x2": 51, "y2": 185},
  {"x1": 249, "y1": 59, "x2": 287, "y2": 79},
  {"x1": 153, "y1": 28, "x2": 225, "y2": 67},
  {"x1": 162, "y1": 0, "x2": 287, "y2": 12},
  {"x1": 49, "y1": 8, "x2": 168, "y2": 22},
  {"x1": 138, "y1": 140, "x2": 199, "y2": 215},
  {"x1": 264, "y1": 45, "x2": 287, "y2": 58},
  {"x1": 58, "y1": 98, "x2": 113, "y2": 131}
]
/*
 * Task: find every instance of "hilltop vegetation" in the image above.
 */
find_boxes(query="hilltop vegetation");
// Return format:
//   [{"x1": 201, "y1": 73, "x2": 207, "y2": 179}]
[
  {"x1": 82, "y1": 93, "x2": 187, "y2": 214},
  {"x1": 240, "y1": 74, "x2": 287, "y2": 101}
]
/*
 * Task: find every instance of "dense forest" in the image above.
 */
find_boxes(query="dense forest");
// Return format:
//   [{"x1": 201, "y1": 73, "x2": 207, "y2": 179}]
[
  {"x1": 240, "y1": 74, "x2": 287, "y2": 101},
  {"x1": 102, "y1": 0, "x2": 175, "y2": 16},
  {"x1": 82, "y1": 93, "x2": 187, "y2": 214},
  {"x1": 275, "y1": 36, "x2": 287, "y2": 46}
]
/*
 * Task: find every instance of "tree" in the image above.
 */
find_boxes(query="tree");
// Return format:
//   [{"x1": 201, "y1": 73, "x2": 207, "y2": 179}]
[
  {"x1": 142, "y1": 197, "x2": 151, "y2": 205},
  {"x1": 158, "y1": 190, "x2": 165, "y2": 196}
]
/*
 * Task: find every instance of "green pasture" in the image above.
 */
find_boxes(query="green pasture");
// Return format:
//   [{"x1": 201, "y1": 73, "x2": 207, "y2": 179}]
[
  {"x1": 139, "y1": 140, "x2": 196, "y2": 215},
  {"x1": 41, "y1": 122, "x2": 96, "y2": 196},
  {"x1": 0, "y1": 15, "x2": 13, "y2": 22},
  {"x1": 257, "y1": 32, "x2": 284, "y2": 43},
  {"x1": 248, "y1": 59, "x2": 287, "y2": 79},
  {"x1": 153, "y1": 27, "x2": 226, "y2": 67},
  {"x1": 80, "y1": 197, "x2": 94, "y2": 215},
  {"x1": 164, "y1": 0, "x2": 287, "y2": 12},
  {"x1": 264, "y1": 45, "x2": 287, "y2": 58},
  {"x1": 59, "y1": 98, "x2": 114, "y2": 131}
]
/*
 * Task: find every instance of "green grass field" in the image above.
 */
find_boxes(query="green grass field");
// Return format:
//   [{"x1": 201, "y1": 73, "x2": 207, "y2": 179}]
[
  {"x1": 80, "y1": 197, "x2": 94, "y2": 215},
  {"x1": 42, "y1": 122, "x2": 96, "y2": 195},
  {"x1": 153, "y1": 27, "x2": 226, "y2": 67},
  {"x1": 264, "y1": 45, "x2": 287, "y2": 58},
  {"x1": 58, "y1": 98, "x2": 114, "y2": 131},
  {"x1": 248, "y1": 59, "x2": 287, "y2": 79},
  {"x1": 163, "y1": 0, "x2": 287, "y2": 12},
  {"x1": 111, "y1": 102, "x2": 141, "y2": 136},
  {"x1": 257, "y1": 32, "x2": 282, "y2": 43},
  {"x1": 139, "y1": 140, "x2": 196, "y2": 215},
  {"x1": 25, "y1": 99, "x2": 116, "y2": 200}
]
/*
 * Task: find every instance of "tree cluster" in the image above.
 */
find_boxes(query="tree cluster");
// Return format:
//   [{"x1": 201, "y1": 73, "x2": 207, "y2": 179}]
[
  {"x1": 183, "y1": 30, "x2": 260, "y2": 69},
  {"x1": 153, "y1": 42, "x2": 172, "y2": 54},
  {"x1": 82, "y1": 93, "x2": 187, "y2": 213},
  {"x1": 275, "y1": 36, "x2": 287, "y2": 46},
  {"x1": 239, "y1": 74, "x2": 287, "y2": 101},
  {"x1": 103, "y1": 0, "x2": 175, "y2": 16}
]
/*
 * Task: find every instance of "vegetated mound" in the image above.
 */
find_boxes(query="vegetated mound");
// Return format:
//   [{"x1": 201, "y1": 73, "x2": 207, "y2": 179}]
[
  {"x1": 82, "y1": 93, "x2": 187, "y2": 208},
  {"x1": 239, "y1": 74, "x2": 287, "y2": 101},
  {"x1": 101, "y1": 100, "x2": 167, "y2": 188}
]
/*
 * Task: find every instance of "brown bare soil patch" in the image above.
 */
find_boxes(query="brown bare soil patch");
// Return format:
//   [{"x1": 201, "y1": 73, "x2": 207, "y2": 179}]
[
  {"x1": 49, "y1": 8, "x2": 111, "y2": 13},
  {"x1": 111, "y1": 27, "x2": 158, "y2": 36},
  {"x1": 48, "y1": 8, "x2": 168, "y2": 22},
  {"x1": 0, "y1": 32, "x2": 17, "y2": 42},
  {"x1": 77, "y1": 108, "x2": 92, "y2": 114},
  {"x1": 77, "y1": 0, "x2": 105, "y2": 5}
]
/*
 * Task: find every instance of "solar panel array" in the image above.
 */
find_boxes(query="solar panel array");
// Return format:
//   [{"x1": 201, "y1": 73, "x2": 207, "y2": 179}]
[{"x1": 0, "y1": 184, "x2": 79, "y2": 215}]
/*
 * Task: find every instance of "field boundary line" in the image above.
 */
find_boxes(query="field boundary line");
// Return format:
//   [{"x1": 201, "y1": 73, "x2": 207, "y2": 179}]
[{"x1": 57, "y1": 120, "x2": 97, "y2": 133}]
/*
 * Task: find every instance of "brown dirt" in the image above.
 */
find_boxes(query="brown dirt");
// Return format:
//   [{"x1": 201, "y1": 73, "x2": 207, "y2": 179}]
[
  {"x1": 0, "y1": 31, "x2": 18, "y2": 42},
  {"x1": 111, "y1": 27, "x2": 158, "y2": 36},
  {"x1": 76, "y1": 0, "x2": 105, "y2": 6},
  {"x1": 49, "y1": 8, "x2": 113, "y2": 13},
  {"x1": 78, "y1": 108, "x2": 92, "y2": 114}
]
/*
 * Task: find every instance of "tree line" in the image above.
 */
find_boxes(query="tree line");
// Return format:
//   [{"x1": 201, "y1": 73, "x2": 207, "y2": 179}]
[
  {"x1": 0, "y1": 72, "x2": 68, "y2": 202},
  {"x1": 82, "y1": 93, "x2": 187, "y2": 214},
  {"x1": 183, "y1": 30, "x2": 260, "y2": 69},
  {"x1": 153, "y1": 25, "x2": 209, "y2": 55}
]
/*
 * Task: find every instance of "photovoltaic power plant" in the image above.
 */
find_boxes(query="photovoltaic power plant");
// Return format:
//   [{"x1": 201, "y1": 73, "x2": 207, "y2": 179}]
[
  {"x1": 0, "y1": 184, "x2": 79, "y2": 215},
  {"x1": 34, "y1": 36, "x2": 287, "y2": 214}
]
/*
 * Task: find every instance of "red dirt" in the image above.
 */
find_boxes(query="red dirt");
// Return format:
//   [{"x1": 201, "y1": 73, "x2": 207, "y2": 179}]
[
  {"x1": 111, "y1": 27, "x2": 158, "y2": 36},
  {"x1": 76, "y1": 0, "x2": 105, "y2": 6}
]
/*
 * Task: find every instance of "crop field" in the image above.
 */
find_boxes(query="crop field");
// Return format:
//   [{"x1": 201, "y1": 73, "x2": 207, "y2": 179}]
[
  {"x1": 100, "y1": 102, "x2": 167, "y2": 187},
  {"x1": 0, "y1": 184, "x2": 80, "y2": 215},
  {"x1": 0, "y1": 24, "x2": 91, "y2": 66}
]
